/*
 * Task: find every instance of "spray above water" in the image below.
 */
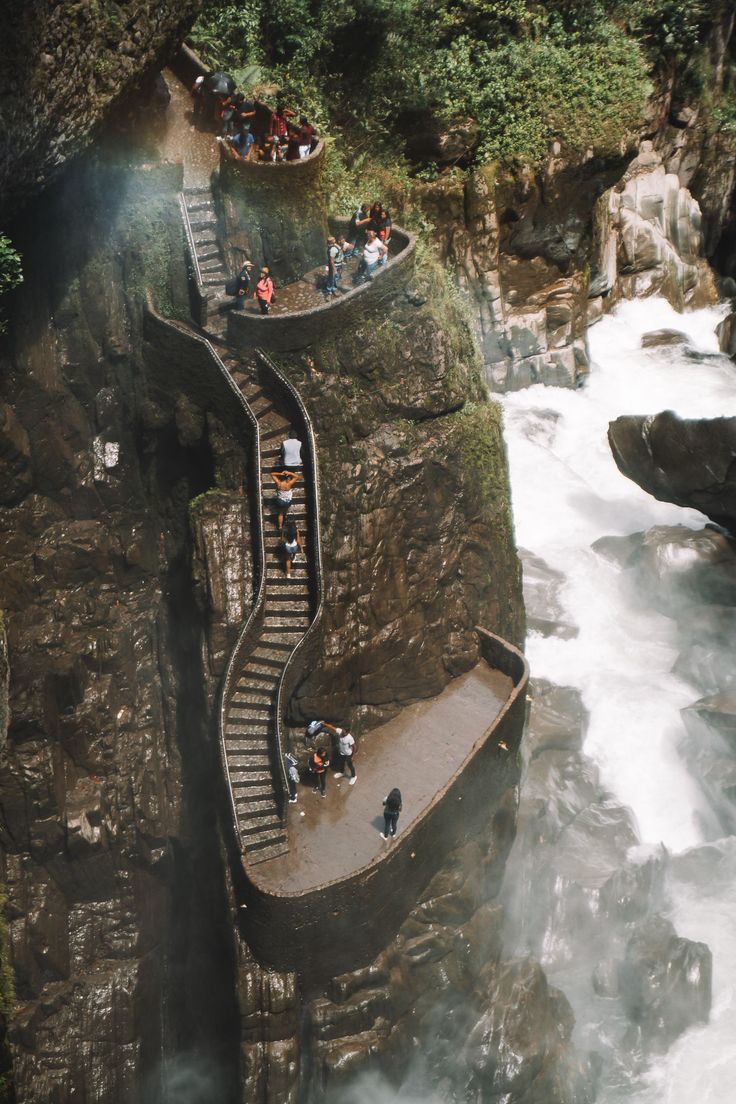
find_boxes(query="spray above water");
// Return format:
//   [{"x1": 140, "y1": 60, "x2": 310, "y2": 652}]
[{"x1": 500, "y1": 296, "x2": 736, "y2": 1101}]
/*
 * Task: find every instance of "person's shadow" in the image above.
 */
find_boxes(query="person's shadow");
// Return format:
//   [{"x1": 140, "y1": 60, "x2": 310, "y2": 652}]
[{"x1": 371, "y1": 816, "x2": 385, "y2": 833}]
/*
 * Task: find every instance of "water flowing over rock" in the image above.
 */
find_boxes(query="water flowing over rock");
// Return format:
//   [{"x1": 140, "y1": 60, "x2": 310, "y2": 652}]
[{"x1": 608, "y1": 412, "x2": 736, "y2": 533}]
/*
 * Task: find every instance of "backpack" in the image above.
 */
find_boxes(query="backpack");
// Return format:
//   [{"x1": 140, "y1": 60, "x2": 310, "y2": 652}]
[{"x1": 306, "y1": 720, "x2": 323, "y2": 739}]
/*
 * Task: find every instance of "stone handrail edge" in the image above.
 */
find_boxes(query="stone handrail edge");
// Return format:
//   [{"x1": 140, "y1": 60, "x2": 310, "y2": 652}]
[
  {"x1": 220, "y1": 137, "x2": 325, "y2": 170},
  {"x1": 245, "y1": 627, "x2": 529, "y2": 899},
  {"x1": 143, "y1": 300, "x2": 267, "y2": 855},
  {"x1": 254, "y1": 347, "x2": 326, "y2": 817},
  {"x1": 179, "y1": 192, "x2": 209, "y2": 327}
]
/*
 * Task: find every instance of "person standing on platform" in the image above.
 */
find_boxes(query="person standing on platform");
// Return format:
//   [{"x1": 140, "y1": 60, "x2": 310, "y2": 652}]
[
  {"x1": 322, "y1": 723, "x2": 357, "y2": 784},
  {"x1": 310, "y1": 746, "x2": 330, "y2": 797},
  {"x1": 381, "y1": 788, "x2": 402, "y2": 839}
]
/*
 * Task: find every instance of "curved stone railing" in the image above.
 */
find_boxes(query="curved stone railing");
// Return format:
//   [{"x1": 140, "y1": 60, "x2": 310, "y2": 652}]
[
  {"x1": 226, "y1": 224, "x2": 417, "y2": 353},
  {"x1": 235, "y1": 629, "x2": 529, "y2": 983},
  {"x1": 219, "y1": 136, "x2": 325, "y2": 180},
  {"x1": 254, "y1": 348, "x2": 325, "y2": 812},
  {"x1": 141, "y1": 303, "x2": 266, "y2": 854}
]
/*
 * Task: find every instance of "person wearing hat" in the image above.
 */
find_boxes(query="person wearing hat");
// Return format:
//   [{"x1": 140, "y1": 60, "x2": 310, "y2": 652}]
[{"x1": 228, "y1": 259, "x2": 254, "y2": 309}]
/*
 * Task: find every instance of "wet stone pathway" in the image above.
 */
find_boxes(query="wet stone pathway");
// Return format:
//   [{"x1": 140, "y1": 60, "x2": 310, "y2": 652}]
[{"x1": 254, "y1": 663, "x2": 513, "y2": 892}]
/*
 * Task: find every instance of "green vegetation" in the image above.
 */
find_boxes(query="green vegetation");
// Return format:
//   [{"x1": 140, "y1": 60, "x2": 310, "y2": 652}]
[
  {"x1": 0, "y1": 235, "x2": 22, "y2": 336},
  {"x1": 0, "y1": 236, "x2": 22, "y2": 298},
  {"x1": 190, "y1": 0, "x2": 714, "y2": 170}
]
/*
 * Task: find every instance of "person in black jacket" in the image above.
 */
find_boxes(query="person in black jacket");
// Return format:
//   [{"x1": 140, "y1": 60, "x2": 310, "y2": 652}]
[
  {"x1": 226, "y1": 260, "x2": 253, "y2": 309},
  {"x1": 381, "y1": 788, "x2": 402, "y2": 839}
]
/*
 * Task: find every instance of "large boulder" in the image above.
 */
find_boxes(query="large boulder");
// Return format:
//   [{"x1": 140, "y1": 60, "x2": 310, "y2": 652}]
[{"x1": 608, "y1": 412, "x2": 736, "y2": 533}]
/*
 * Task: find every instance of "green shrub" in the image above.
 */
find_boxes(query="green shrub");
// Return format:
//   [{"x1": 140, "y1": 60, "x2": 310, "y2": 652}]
[{"x1": 0, "y1": 236, "x2": 22, "y2": 297}]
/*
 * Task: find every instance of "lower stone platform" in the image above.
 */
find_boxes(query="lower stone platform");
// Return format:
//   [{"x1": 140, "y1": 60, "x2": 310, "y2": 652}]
[{"x1": 256, "y1": 663, "x2": 513, "y2": 892}]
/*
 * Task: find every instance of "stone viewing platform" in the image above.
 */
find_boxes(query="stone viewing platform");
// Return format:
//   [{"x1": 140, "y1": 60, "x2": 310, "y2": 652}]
[
  {"x1": 256, "y1": 660, "x2": 514, "y2": 893},
  {"x1": 237, "y1": 630, "x2": 528, "y2": 980}
]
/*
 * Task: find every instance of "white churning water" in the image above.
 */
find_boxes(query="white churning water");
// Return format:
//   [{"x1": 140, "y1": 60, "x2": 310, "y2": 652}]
[{"x1": 500, "y1": 297, "x2": 736, "y2": 1102}]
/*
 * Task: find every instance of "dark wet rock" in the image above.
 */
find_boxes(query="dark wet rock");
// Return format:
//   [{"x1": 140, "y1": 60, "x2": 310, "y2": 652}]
[
  {"x1": 521, "y1": 550, "x2": 578, "y2": 639},
  {"x1": 592, "y1": 959, "x2": 620, "y2": 998},
  {"x1": 716, "y1": 309, "x2": 736, "y2": 358},
  {"x1": 0, "y1": 2, "x2": 202, "y2": 217},
  {"x1": 592, "y1": 531, "x2": 645, "y2": 566},
  {"x1": 619, "y1": 916, "x2": 712, "y2": 1052},
  {"x1": 462, "y1": 957, "x2": 595, "y2": 1104},
  {"x1": 681, "y1": 695, "x2": 736, "y2": 832},
  {"x1": 609, "y1": 412, "x2": 736, "y2": 533},
  {"x1": 278, "y1": 334, "x2": 524, "y2": 727},
  {"x1": 626, "y1": 525, "x2": 736, "y2": 611},
  {"x1": 0, "y1": 157, "x2": 241, "y2": 1102},
  {"x1": 525, "y1": 679, "x2": 588, "y2": 760},
  {"x1": 640, "y1": 328, "x2": 692, "y2": 348},
  {"x1": 315, "y1": 789, "x2": 596, "y2": 1104}
]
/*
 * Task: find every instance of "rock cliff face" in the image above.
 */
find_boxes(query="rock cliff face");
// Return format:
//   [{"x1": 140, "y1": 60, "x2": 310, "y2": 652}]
[
  {"x1": 608, "y1": 413, "x2": 736, "y2": 533},
  {"x1": 0, "y1": 148, "x2": 247, "y2": 1101},
  {"x1": 418, "y1": 5, "x2": 735, "y2": 392},
  {"x1": 0, "y1": 0, "x2": 202, "y2": 219}
]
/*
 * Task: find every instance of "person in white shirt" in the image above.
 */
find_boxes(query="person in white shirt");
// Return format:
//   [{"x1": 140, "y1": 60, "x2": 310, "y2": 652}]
[
  {"x1": 322, "y1": 722, "x2": 357, "y2": 783},
  {"x1": 281, "y1": 430, "x2": 303, "y2": 471},
  {"x1": 356, "y1": 230, "x2": 388, "y2": 283}
]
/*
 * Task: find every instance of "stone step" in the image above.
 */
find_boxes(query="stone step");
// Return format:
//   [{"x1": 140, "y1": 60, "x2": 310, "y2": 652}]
[
  {"x1": 247, "y1": 837, "x2": 290, "y2": 865},
  {"x1": 226, "y1": 753, "x2": 271, "y2": 771},
  {"x1": 256, "y1": 637, "x2": 298, "y2": 654},
  {"x1": 233, "y1": 670, "x2": 278, "y2": 688},
  {"x1": 228, "y1": 781, "x2": 274, "y2": 799},
  {"x1": 189, "y1": 217, "x2": 217, "y2": 232},
  {"x1": 263, "y1": 614, "x2": 311, "y2": 629},
  {"x1": 237, "y1": 670, "x2": 280, "y2": 688},
  {"x1": 228, "y1": 710, "x2": 274, "y2": 727},
  {"x1": 241, "y1": 824, "x2": 287, "y2": 850},
  {"x1": 228, "y1": 798, "x2": 277, "y2": 819},
  {"x1": 260, "y1": 423, "x2": 291, "y2": 443},
  {"x1": 227, "y1": 741, "x2": 270, "y2": 759},
  {"x1": 185, "y1": 199, "x2": 214, "y2": 214},
  {"x1": 198, "y1": 248, "x2": 222, "y2": 264},
  {"x1": 231, "y1": 689, "x2": 275, "y2": 706},
  {"x1": 202, "y1": 273, "x2": 227, "y2": 286},
  {"x1": 200, "y1": 257, "x2": 225, "y2": 272},
  {"x1": 266, "y1": 595, "x2": 311, "y2": 612},
  {"x1": 225, "y1": 723, "x2": 271, "y2": 739},
  {"x1": 247, "y1": 650, "x2": 285, "y2": 669},
  {"x1": 240, "y1": 811, "x2": 282, "y2": 834}
]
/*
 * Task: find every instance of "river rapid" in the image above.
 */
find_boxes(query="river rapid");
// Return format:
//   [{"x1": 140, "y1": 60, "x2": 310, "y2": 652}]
[{"x1": 501, "y1": 297, "x2": 736, "y2": 1103}]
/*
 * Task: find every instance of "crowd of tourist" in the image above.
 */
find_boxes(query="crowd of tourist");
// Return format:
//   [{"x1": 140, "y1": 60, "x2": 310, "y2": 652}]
[
  {"x1": 324, "y1": 201, "x2": 394, "y2": 295},
  {"x1": 193, "y1": 74, "x2": 319, "y2": 163}
]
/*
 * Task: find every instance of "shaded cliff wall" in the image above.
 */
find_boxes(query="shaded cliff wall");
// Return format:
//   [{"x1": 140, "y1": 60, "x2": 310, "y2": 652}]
[
  {"x1": 0, "y1": 0, "x2": 202, "y2": 219},
  {"x1": 0, "y1": 150, "x2": 246, "y2": 1101}
]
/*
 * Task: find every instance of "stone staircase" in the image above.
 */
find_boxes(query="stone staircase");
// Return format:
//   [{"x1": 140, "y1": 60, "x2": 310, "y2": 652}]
[
  {"x1": 180, "y1": 191, "x2": 320, "y2": 866},
  {"x1": 181, "y1": 185, "x2": 229, "y2": 332},
  {"x1": 214, "y1": 348, "x2": 315, "y2": 866}
]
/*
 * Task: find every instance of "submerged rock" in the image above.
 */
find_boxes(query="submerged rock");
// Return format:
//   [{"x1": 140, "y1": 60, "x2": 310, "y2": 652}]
[
  {"x1": 619, "y1": 916, "x2": 712, "y2": 1052},
  {"x1": 640, "y1": 328, "x2": 692, "y2": 348},
  {"x1": 521, "y1": 550, "x2": 579, "y2": 639}
]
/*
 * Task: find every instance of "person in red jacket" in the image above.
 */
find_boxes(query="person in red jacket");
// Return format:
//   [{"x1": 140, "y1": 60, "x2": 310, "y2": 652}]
[{"x1": 254, "y1": 267, "x2": 275, "y2": 314}]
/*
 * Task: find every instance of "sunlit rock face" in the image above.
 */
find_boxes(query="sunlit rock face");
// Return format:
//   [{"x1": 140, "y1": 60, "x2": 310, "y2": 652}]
[
  {"x1": 608, "y1": 414, "x2": 736, "y2": 534},
  {"x1": 0, "y1": 0, "x2": 202, "y2": 217}
]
